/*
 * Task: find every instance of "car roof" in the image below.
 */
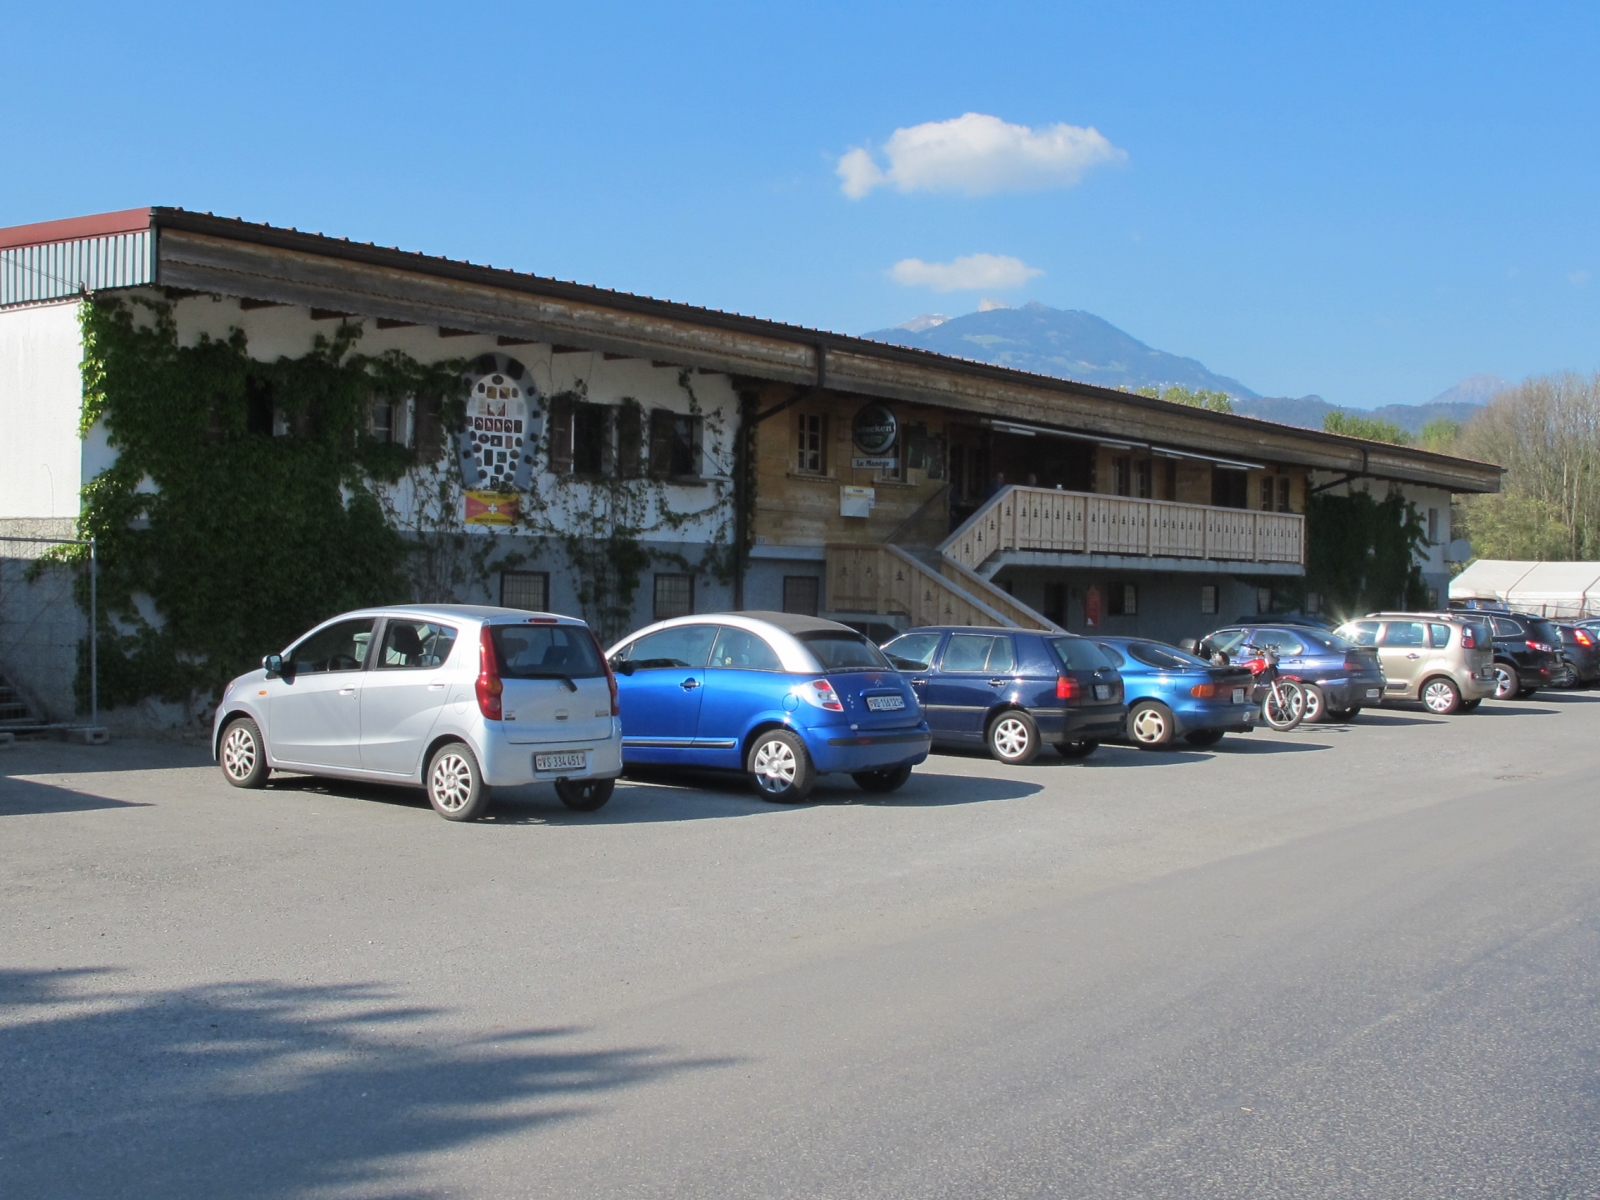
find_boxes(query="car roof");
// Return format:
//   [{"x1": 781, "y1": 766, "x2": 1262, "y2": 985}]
[
  {"x1": 726, "y1": 610, "x2": 859, "y2": 635},
  {"x1": 384, "y1": 603, "x2": 589, "y2": 625},
  {"x1": 895, "y1": 626, "x2": 1060, "y2": 636}
]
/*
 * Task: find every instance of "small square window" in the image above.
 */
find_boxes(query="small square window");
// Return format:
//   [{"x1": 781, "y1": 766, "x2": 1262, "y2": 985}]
[
  {"x1": 653, "y1": 573, "x2": 694, "y2": 620},
  {"x1": 500, "y1": 571, "x2": 549, "y2": 612},
  {"x1": 1200, "y1": 584, "x2": 1219, "y2": 615},
  {"x1": 783, "y1": 576, "x2": 820, "y2": 616},
  {"x1": 650, "y1": 410, "x2": 701, "y2": 478}
]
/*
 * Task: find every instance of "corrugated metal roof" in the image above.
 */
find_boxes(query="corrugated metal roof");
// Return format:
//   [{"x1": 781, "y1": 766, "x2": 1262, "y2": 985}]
[{"x1": 0, "y1": 230, "x2": 153, "y2": 308}]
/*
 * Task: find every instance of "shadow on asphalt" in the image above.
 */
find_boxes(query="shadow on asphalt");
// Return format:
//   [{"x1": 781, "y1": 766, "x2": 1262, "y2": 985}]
[
  {"x1": 1205, "y1": 737, "x2": 1333, "y2": 754},
  {"x1": 1471, "y1": 704, "x2": 1561, "y2": 717},
  {"x1": 0, "y1": 968, "x2": 732, "y2": 1200},
  {"x1": 1345, "y1": 712, "x2": 1448, "y2": 728},
  {"x1": 0, "y1": 774, "x2": 153, "y2": 817}
]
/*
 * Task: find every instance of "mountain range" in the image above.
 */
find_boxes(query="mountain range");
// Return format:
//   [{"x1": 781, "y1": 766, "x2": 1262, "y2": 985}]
[{"x1": 863, "y1": 303, "x2": 1508, "y2": 437}]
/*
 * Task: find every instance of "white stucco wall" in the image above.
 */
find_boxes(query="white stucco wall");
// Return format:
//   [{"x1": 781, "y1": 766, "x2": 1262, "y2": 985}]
[
  {"x1": 1308, "y1": 471, "x2": 1456, "y2": 593},
  {"x1": 0, "y1": 300, "x2": 85, "y2": 520}
]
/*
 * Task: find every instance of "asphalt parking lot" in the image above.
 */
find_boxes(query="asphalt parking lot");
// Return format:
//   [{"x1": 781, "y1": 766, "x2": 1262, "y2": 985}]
[{"x1": 5, "y1": 693, "x2": 1600, "y2": 1199}]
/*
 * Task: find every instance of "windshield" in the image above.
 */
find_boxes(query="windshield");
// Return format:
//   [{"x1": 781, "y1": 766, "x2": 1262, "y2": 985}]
[
  {"x1": 1049, "y1": 636, "x2": 1114, "y2": 672},
  {"x1": 490, "y1": 623, "x2": 603, "y2": 679},
  {"x1": 1125, "y1": 641, "x2": 1210, "y2": 670},
  {"x1": 796, "y1": 630, "x2": 893, "y2": 671}
]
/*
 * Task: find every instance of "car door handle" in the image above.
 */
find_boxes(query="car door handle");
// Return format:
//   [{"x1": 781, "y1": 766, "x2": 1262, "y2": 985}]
[
  {"x1": 1406, "y1": 653, "x2": 1420, "y2": 659},
  {"x1": 428, "y1": 682, "x2": 446, "y2": 691},
  {"x1": 339, "y1": 686, "x2": 357, "y2": 696},
  {"x1": 680, "y1": 678, "x2": 701, "y2": 690},
  {"x1": 910, "y1": 678, "x2": 927, "y2": 687},
  {"x1": 988, "y1": 678, "x2": 1008, "y2": 687}
]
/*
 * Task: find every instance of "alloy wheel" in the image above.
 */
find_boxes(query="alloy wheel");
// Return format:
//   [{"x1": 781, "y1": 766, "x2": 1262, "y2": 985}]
[
  {"x1": 1130, "y1": 706, "x2": 1168, "y2": 744},
  {"x1": 1492, "y1": 665, "x2": 1516, "y2": 700},
  {"x1": 752, "y1": 738, "x2": 797, "y2": 794},
  {"x1": 222, "y1": 726, "x2": 257, "y2": 781},
  {"x1": 430, "y1": 752, "x2": 474, "y2": 813},
  {"x1": 991, "y1": 717, "x2": 1031, "y2": 759}
]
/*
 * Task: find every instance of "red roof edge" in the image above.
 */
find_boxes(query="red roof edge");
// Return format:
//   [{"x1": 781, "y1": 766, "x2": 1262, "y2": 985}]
[{"x1": 0, "y1": 207, "x2": 153, "y2": 252}]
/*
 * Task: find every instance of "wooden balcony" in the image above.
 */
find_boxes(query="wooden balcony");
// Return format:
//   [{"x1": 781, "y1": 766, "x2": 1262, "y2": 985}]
[{"x1": 941, "y1": 486, "x2": 1305, "y2": 574}]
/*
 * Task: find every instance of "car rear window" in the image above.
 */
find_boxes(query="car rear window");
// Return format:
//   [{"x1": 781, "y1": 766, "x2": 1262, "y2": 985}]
[
  {"x1": 491, "y1": 623, "x2": 604, "y2": 678},
  {"x1": 1049, "y1": 636, "x2": 1114, "y2": 672},
  {"x1": 796, "y1": 630, "x2": 893, "y2": 671},
  {"x1": 1126, "y1": 641, "x2": 1208, "y2": 670},
  {"x1": 1529, "y1": 619, "x2": 1561, "y2": 645}
]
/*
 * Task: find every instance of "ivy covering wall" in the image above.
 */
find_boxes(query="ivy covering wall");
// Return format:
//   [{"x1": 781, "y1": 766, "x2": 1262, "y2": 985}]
[
  {"x1": 1299, "y1": 489, "x2": 1429, "y2": 616},
  {"x1": 68, "y1": 294, "x2": 738, "y2": 715},
  {"x1": 74, "y1": 295, "x2": 464, "y2": 709}
]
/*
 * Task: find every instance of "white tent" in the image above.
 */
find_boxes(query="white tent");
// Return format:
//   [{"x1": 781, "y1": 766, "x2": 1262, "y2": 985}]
[{"x1": 1449, "y1": 559, "x2": 1600, "y2": 618}]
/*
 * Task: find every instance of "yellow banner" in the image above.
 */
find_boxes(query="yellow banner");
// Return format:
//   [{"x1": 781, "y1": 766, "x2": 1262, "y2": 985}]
[{"x1": 464, "y1": 490, "x2": 519, "y2": 526}]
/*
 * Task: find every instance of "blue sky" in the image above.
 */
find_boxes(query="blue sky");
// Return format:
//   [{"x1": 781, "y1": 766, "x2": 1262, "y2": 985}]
[{"x1": 6, "y1": 1, "x2": 1598, "y2": 408}]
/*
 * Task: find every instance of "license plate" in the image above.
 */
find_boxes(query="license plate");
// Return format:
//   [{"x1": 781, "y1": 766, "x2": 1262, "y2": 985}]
[
  {"x1": 535, "y1": 751, "x2": 587, "y2": 772},
  {"x1": 866, "y1": 695, "x2": 905, "y2": 712},
  {"x1": 1232, "y1": 688, "x2": 1245, "y2": 704},
  {"x1": 1365, "y1": 688, "x2": 1381, "y2": 699},
  {"x1": 1094, "y1": 684, "x2": 1112, "y2": 700}
]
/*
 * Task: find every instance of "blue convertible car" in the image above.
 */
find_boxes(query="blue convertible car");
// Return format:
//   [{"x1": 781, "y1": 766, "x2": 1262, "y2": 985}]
[
  {"x1": 1093, "y1": 637, "x2": 1258, "y2": 748},
  {"x1": 607, "y1": 612, "x2": 931, "y2": 802}
]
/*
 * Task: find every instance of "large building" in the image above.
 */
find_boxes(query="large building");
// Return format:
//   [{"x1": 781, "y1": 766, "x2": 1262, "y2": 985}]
[{"x1": 0, "y1": 207, "x2": 1501, "y2": 728}]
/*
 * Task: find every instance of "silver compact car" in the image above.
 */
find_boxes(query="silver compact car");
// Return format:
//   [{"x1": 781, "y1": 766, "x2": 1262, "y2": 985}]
[{"x1": 212, "y1": 605, "x2": 623, "y2": 821}]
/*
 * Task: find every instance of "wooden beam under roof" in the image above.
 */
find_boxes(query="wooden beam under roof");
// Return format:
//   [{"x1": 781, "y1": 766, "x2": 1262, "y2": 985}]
[
  {"x1": 310, "y1": 307, "x2": 352, "y2": 321},
  {"x1": 375, "y1": 317, "x2": 416, "y2": 329},
  {"x1": 238, "y1": 298, "x2": 284, "y2": 310},
  {"x1": 438, "y1": 327, "x2": 476, "y2": 337}
]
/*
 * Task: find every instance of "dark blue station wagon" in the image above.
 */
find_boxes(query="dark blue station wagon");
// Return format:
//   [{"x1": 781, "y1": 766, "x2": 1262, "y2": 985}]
[{"x1": 881, "y1": 627, "x2": 1125, "y2": 764}]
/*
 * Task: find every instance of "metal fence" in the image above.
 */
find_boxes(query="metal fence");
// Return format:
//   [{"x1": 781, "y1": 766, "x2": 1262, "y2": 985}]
[{"x1": 0, "y1": 535, "x2": 98, "y2": 727}]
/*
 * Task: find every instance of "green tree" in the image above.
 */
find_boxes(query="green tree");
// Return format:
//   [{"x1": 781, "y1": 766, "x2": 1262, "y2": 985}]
[
  {"x1": 1302, "y1": 489, "x2": 1429, "y2": 618},
  {"x1": 1418, "y1": 417, "x2": 1462, "y2": 452},
  {"x1": 1323, "y1": 410, "x2": 1412, "y2": 445},
  {"x1": 1134, "y1": 384, "x2": 1234, "y2": 413}
]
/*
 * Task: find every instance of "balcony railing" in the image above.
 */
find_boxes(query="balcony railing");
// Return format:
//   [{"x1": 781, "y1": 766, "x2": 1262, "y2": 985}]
[{"x1": 940, "y1": 486, "x2": 1305, "y2": 574}]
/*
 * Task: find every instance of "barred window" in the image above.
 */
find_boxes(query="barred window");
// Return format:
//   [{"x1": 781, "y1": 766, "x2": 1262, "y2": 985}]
[
  {"x1": 500, "y1": 571, "x2": 549, "y2": 612},
  {"x1": 783, "y1": 576, "x2": 820, "y2": 616},
  {"x1": 653, "y1": 573, "x2": 695, "y2": 620}
]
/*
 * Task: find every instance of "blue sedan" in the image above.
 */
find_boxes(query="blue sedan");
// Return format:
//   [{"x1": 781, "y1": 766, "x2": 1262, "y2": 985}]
[
  {"x1": 607, "y1": 612, "x2": 931, "y2": 803},
  {"x1": 1093, "y1": 637, "x2": 1258, "y2": 748}
]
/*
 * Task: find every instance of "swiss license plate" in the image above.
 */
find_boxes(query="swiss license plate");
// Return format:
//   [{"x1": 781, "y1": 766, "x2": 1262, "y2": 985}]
[
  {"x1": 866, "y1": 694, "x2": 905, "y2": 712},
  {"x1": 1232, "y1": 687, "x2": 1245, "y2": 704},
  {"x1": 1365, "y1": 688, "x2": 1381, "y2": 699},
  {"x1": 1094, "y1": 684, "x2": 1112, "y2": 700},
  {"x1": 535, "y1": 751, "x2": 587, "y2": 773}
]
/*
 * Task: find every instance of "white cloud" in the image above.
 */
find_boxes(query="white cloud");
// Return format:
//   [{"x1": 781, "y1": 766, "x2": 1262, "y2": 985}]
[
  {"x1": 977, "y1": 297, "x2": 1011, "y2": 311},
  {"x1": 889, "y1": 254, "x2": 1043, "y2": 293},
  {"x1": 838, "y1": 113, "x2": 1125, "y2": 199},
  {"x1": 1570, "y1": 269, "x2": 1591, "y2": 287}
]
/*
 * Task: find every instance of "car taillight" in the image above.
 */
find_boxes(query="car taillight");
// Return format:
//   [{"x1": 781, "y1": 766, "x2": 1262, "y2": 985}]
[
  {"x1": 1190, "y1": 682, "x2": 1216, "y2": 698},
  {"x1": 589, "y1": 629, "x2": 620, "y2": 716},
  {"x1": 1056, "y1": 675, "x2": 1080, "y2": 700},
  {"x1": 1575, "y1": 630, "x2": 1594, "y2": 647},
  {"x1": 476, "y1": 625, "x2": 503, "y2": 720},
  {"x1": 1460, "y1": 629, "x2": 1476, "y2": 649},
  {"x1": 1527, "y1": 640, "x2": 1552, "y2": 653},
  {"x1": 797, "y1": 678, "x2": 844, "y2": 711},
  {"x1": 1344, "y1": 653, "x2": 1367, "y2": 671}
]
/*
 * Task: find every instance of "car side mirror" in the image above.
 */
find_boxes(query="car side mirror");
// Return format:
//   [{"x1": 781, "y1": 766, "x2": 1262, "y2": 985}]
[
  {"x1": 612, "y1": 658, "x2": 635, "y2": 676},
  {"x1": 262, "y1": 653, "x2": 284, "y2": 679},
  {"x1": 1178, "y1": 638, "x2": 1199, "y2": 654}
]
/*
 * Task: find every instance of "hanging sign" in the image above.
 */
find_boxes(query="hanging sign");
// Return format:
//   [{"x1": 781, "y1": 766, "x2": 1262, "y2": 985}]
[
  {"x1": 1084, "y1": 585, "x2": 1102, "y2": 628},
  {"x1": 852, "y1": 404, "x2": 898, "y2": 456},
  {"x1": 458, "y1": 357, "x2": 539, "y2": 491},
  {"x1": 464, "y1": 491, "x2": 520, "y2": 526}
]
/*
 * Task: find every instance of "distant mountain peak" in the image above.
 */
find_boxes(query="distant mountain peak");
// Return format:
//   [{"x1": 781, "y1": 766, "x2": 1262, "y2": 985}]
[
  {"x1": 863, "y1": 302, "x2": 1260, "y2": 400},
  {"x1": 1428, "y1": 374, "x2": 1509, "y2": 407},
  {"x1": 895, "y1": 312, "x2": 950, "y2": 333}
]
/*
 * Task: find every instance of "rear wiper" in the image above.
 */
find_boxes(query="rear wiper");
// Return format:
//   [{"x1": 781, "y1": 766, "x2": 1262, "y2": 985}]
[{"x1": 517, "y1": 671, "x2": 579, "y2": 692}]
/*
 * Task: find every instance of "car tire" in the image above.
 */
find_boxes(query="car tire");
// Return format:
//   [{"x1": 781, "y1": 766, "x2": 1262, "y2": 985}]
[
  {"x1": 987, "y1": 710, "x2": 1041, "y2": 765},
  {"x1": 1298, "y1": 682, "x2": 1327, "y2": 723},
  {"x1": 1420, "y1": 676, "x2": 1461, "y2": 715},
  {"x1": 1517, "y1": 686, "x2": 1539, "y2": 699},
  {"x1": 1492, "y1": 663, "x2": 1519, "y2": 700},
  {"x1": 1325, "y1": 706, "x2": 1359, "y2": 722},
  {"x1": 1461, "y1": 698, "x2": 1483, "y2": 711},
  {"x1": 852, "y1": 763, "x2": 913, "y2": 793},
  {"x1": 1184, "y1": 728, "x2": 1225, "y2": 747},
  {"x1": 1055, "y1": 739, "x2": 1100, "y2": 760},
  {"x1": 1128, "y1": 700, "x2": 1177, "y2": 749},
  {"x1": 554, "y1": 777, "x2": 615, "y2": 811},
  {"x1": 426, "y1": 741, "x2": 492, "y2": 822},
  {"x1": 219, "y1": 717, "x2": 269, "y2": 789},
  {"x1": 748, "y1": 729, "x2": 815, "y2": 803}
]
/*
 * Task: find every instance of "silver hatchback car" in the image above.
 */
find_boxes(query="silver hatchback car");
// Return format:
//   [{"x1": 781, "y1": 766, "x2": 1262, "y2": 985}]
[{"x1": 212, "y1": 605, "x2": 623, "y2": 821}]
